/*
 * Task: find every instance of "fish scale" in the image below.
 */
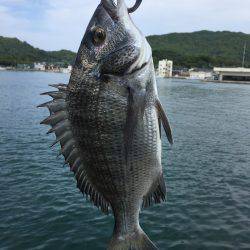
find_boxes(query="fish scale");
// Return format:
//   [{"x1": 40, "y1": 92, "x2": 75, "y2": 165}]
[{"x1": 71, "y1": 77, "x2": 159, "y2": 204}]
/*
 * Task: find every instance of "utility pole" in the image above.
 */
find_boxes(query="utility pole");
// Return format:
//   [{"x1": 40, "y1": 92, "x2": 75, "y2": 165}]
[{"x1": 242, "y1": 42, "x2": 247, "y2": 68}]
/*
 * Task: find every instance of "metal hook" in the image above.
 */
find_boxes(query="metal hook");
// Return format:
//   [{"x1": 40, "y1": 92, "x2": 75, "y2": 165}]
[
  {"x1": 128, "y1": 0, "x2": 142, "y2": 13},
  {"x1": 102, "y1": 0, "x2": 142, "y2": 14}
]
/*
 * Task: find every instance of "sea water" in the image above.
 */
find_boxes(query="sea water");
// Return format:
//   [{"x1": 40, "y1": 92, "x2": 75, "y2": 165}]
[{"x1": 0, "y1": 71, "x2": 249, "y2": 250}]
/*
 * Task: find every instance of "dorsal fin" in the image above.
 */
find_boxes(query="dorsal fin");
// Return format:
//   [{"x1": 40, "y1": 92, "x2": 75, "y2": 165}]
[{"x1": 38, "y1": 84, "x2": 110, "y2": 214}]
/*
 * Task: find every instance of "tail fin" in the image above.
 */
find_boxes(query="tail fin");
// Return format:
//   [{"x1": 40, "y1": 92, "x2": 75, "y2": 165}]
[{"x1": 108, "y1": 227, "x2": 158, "y2": 250}]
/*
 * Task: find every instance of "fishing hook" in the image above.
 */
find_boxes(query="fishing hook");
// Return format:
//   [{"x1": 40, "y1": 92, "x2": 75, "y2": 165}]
[
  {"x1": 102, "y1": 0, "x2": 142, "y2": 14},
  {"x1": 128, "y1": 0, "x2": 142, "y2": 13}
]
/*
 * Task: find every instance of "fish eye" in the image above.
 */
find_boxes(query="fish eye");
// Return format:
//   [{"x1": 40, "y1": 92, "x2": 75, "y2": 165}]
[{"x1": 92, "y1": 27, "x2": 106, "y2": 46}]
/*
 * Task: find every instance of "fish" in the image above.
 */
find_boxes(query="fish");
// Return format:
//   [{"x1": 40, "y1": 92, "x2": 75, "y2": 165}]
[{"x1": 38, "y1": 0, "x2": 173, "y2": 249}]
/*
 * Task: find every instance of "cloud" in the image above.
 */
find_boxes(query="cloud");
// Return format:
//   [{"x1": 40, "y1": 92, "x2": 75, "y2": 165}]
[
  {"x1": 41, "y1": 0, "x2": 96, "y2": 51},
  {"x1": 0, "y1": 5, "x2": 30, "y2": 36},
  {"x1": 0, "y1": 0, "x2": 250, "y2": 51},
  {"x1": 133, "y1": 0, "x2": 250, "y2": 35}
]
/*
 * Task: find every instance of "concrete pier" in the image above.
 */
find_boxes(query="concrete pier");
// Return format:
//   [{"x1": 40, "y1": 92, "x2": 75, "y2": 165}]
[{"x1": 214, "y1": 67, "x2": 250, "y2": 82}]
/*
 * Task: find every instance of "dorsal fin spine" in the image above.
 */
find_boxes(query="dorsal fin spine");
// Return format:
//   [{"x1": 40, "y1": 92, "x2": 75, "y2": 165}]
[{"x1": 39, "y1": 85, "x2": 111, "y2": 214}]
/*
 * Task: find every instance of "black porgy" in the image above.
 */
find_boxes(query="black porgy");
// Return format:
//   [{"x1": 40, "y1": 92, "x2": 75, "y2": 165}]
[{"x1": 39, "y1": 0, "x2": 173, "y2": 249}]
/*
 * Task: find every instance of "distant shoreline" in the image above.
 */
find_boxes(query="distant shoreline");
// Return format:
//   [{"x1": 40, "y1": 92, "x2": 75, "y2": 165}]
[
  {"x1": 0, "y1": 68, "x2": 71, "y2": 74},
  {"x1": 1, "y1": 70, "x2": 250, "y2": 85},
  {"x1": 157, "y1": 76, "x2": 250, "y2": 85}
]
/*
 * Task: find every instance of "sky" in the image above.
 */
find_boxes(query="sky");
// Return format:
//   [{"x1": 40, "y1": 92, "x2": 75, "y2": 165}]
[{"x1": 0, "y1": 0, "x2": 250, "y2": 52}]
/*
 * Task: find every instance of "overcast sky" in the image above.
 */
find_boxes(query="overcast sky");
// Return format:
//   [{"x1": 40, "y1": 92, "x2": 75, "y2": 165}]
[{"x1": 0, "y1": 0, "x2": 250, "y2": 52}]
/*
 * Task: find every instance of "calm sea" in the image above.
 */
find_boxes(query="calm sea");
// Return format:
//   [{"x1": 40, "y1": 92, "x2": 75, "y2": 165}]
[{"x1": 0, "y1": 71, "x2": 250, "y2": 250}]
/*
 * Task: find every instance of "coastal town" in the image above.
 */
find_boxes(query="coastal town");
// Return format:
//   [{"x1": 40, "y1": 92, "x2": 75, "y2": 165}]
[
  {"x1": 0, "y1": 62, "x2": 73, "y2": 74},
  {"x1": 1, "y1": 59, "x2": 250, "y2": 84},
  {"x1": 157, "y1": 59, "x2": 250, "y2": 83}
]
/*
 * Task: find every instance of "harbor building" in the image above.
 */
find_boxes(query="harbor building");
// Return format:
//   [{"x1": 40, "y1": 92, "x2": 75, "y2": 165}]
[
  {"x1": 214, "y1": 67, "x2": 250, "y2": 82},
  {"x1": 158, "y1": 59, "x2": 173, "y2": 78},
  {"x1": 60, "y1": 65, "x2": 73, "y2": 74},
  {"x1": 45, "y1": 64, "x2": 60, "y2": 72},
  {"x1": 34, "y1": 62, "x2": 46, "y2": 71},
  {"x1": 189, "y1": 68, "x2": 213, "y2": 80},
  {"x1": 172, "y1": 67, "x2": 190, "y2": 78}
]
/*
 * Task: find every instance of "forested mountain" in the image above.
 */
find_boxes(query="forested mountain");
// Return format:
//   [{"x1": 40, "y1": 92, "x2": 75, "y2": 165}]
[
  {"x1": 147, "y1": 30, "x2": 250, "y2": 68},
  {"x1": 0, "y1": 36, "x2": 76, "y2": 66},
  {"x1": 1, "y1": 30, "x2": 249, "y2": 68}
]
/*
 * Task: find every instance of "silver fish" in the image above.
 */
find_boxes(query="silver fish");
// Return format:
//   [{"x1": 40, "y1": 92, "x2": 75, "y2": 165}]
[{"x1": 39, "y1": 0, "x2": 173, "y2": 249}]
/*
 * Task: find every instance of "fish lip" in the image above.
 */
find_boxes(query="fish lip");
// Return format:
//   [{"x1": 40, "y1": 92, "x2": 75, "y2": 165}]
[{"x1": 102, "y1": 2, "x2": 118, "y2": 20}]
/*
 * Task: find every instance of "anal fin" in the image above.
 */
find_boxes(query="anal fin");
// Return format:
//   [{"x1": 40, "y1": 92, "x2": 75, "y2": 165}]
[{"x1": 142, "y1": 173, "x2": 166, "y2": 209}]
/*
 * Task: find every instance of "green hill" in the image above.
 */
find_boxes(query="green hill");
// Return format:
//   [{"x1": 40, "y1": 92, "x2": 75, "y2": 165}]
[
  {"x1": 0, "y1": 36, "x2": 76, "y2": 66},
  {"x1": 147, "y1": 30, "x2": 250, "y2": 68},
  {"x1": 0, "y1": 31, "x2": 250, "y2": 68}
]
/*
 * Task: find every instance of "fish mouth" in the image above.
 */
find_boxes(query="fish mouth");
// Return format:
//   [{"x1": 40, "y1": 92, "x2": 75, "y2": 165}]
[
  {"x1": 99, "y1": 1, "x2": 151, "y2": 77},
  {"x1": 102, "y1": 0, "x2": 143, "y2": 20}
]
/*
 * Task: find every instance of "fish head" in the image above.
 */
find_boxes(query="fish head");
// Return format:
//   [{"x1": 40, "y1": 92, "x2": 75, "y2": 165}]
[{"x1": 73, "y1": 0, "x2": 151, "y2": 77}]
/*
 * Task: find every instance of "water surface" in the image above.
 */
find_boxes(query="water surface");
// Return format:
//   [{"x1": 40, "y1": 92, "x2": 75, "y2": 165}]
[{"x1": 0, "y1": 71, "x2": 250, "y2": 249}]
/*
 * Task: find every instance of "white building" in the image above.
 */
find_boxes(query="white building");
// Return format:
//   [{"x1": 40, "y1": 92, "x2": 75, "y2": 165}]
[
  {"x1": 158, "y1": 59, "x2": 173, "y2": 78},
  {"x1": 189, "y1": 68, "x2": 213, "y2": 80},
  {"x1": 60, "y1": 65, "x2": 73, "y2": 74},
  {"x1": 34, "y1": 62, "x2": 46, "y2": 71}
]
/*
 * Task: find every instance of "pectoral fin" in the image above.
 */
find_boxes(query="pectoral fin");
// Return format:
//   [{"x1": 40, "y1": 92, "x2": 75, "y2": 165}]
[
  {"x1": 124, "y1": 87, "x2": 147, "y2": 163},
  {"x1": 156, "y1": 99, "x2": 173, "y2": 145}
]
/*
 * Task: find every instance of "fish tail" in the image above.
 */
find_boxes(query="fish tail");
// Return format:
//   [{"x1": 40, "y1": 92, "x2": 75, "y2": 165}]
[{"x1": 108, "y1": 227, "x2": 158, "y2": 250}]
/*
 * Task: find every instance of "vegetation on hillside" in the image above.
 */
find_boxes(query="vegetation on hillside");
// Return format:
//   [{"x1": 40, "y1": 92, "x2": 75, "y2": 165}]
[
  {"x1": 147, "y1": 30, "x2": 250, "y2": 68},
  {"x1": 0, "y1": 30, "x2": 249, "y2": 68},
  {"x1": 0, "y1": 36, "x2": 76, "y2": 66}
]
